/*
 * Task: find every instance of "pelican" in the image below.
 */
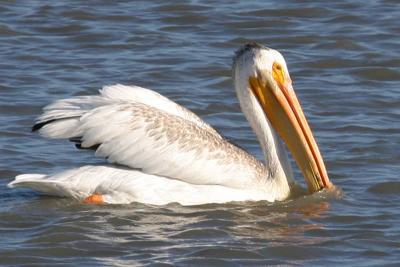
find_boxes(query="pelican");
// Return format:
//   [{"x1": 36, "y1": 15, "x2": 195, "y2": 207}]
[{"x1": 8, "y1": 43, "x2": 332, "y2": 205}]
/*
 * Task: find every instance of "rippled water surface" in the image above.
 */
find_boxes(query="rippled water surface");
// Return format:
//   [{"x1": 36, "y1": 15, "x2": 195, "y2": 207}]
[{"x1": 1, "y1": 0, "x2": 399, "y2": 266}]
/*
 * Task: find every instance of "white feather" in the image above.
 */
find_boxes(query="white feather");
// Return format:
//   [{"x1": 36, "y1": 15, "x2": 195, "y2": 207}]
[
  {"x1": 36, "y1": 89, "x2": 266, "y2": 189},
  {"x1": 10, "y1": 45, "x2": 299, "y2": 205},
  {"x1": 8, "y1": 166, "x2": 272, "y2": 205}
]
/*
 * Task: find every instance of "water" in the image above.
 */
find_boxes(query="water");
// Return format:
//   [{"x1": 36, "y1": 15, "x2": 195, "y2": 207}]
[{"x1": 0, "y1": 0, "x2": 399, "y2": 265}]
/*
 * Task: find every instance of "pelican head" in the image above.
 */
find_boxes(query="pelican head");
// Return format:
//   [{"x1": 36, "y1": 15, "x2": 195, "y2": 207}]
[{"x1": 233, "y1": 42, "x2": 332, "y2": 193}]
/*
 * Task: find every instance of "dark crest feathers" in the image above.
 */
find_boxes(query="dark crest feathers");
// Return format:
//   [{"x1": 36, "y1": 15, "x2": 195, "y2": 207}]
[{"x1": 233, "y1": 42, "x2": 269, "y2": 67}]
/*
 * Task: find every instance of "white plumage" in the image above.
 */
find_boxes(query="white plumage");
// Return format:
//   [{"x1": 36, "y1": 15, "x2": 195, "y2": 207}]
[
  {"x1": 8, "y1": 44, "x2": 314, "y2": 205},
  {"x1": 9, "y1": 166, "x2": 274, "y2": 205}
]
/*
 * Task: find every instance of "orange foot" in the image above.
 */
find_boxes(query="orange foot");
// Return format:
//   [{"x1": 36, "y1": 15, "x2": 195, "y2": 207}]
[{"x1": 84, "y1": 194, "x2": 104, "y2": 204}]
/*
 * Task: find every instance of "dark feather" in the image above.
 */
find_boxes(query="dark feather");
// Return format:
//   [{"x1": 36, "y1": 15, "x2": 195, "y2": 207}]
[
  {"x1": 75, "y1": 143, "x2": 100, "y2": 150},
  {"x1": 32, "y1": 119, "x2": 57, "y2": 132},
  {"x1": 32, "y1": 116, "x2": 81, "y2": 132},
  {"x1": 69, "y1": 136, "x2": 100, "y2": 151}
]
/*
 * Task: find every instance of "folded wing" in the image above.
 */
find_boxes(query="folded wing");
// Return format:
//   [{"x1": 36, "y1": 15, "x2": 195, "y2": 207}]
[{"x1": 33, "y1": 85, "x2": 265, "y2": 189}]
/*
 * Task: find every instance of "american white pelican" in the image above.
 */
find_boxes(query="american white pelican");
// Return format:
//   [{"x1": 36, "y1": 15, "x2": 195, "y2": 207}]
[{"x1": 8, "y1": 43, "x2": 332, "y2": 205}]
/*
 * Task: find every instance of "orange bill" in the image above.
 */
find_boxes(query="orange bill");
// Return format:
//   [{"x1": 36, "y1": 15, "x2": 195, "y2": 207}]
[{"x1": 249, "y1": 63, "x2": 332, "y2": 192}]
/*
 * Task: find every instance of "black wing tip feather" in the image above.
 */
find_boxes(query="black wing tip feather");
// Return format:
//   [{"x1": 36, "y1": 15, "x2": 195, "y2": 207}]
[
  {"x1": 70, "y1": 137, "x2": 100, "y2": 151},
  {"x1": 75, "y1": 143, "x2": 100, "y2": 150},
  {"x1": 32, "y1": 117, "x2": 100, "y2": 150},
  {"x1": 32, "y1": 116, "x2": 81, "y2": 132},
  {"x1": 32, "y1": 119, "x2": 56, "y2": 132}
]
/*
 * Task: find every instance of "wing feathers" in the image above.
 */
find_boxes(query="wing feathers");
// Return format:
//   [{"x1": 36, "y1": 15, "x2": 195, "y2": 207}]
[{"x1": 33, "y1": 84, "x2": 266, "y2": 189}]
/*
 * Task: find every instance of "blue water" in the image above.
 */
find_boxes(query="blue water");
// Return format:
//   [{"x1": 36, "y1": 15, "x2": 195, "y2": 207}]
[{"x1": 0, "y1": 0, "x2": 399, "y2": 266}]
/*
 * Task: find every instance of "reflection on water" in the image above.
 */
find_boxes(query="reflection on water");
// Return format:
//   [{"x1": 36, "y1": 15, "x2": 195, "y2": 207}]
[
  {"x1": 228, "y1": 201, "x2": 331, "y2": 243},
  {"x1": 0, "y1": 0, "x2": 399, "y2": 265}
]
